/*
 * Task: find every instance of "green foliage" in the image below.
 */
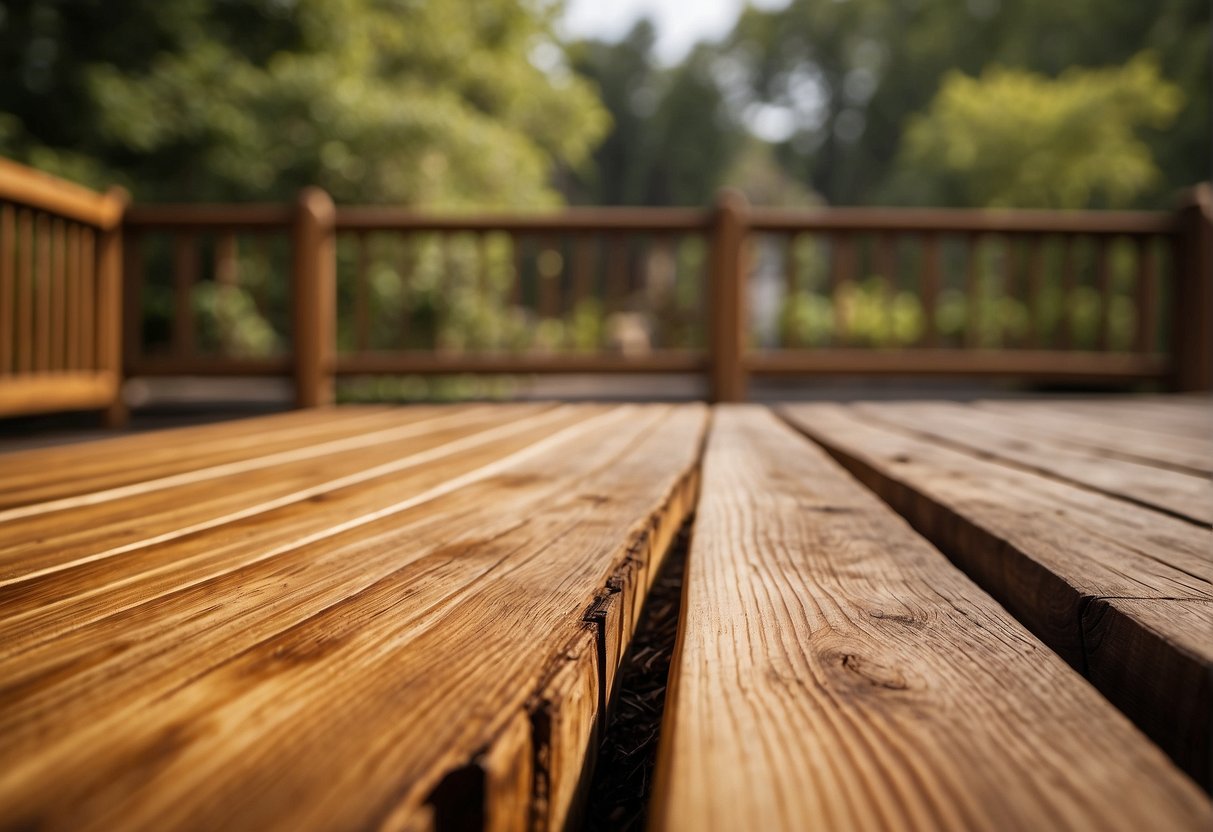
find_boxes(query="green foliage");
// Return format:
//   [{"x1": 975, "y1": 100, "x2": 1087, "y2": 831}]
[
  {"x1": 895, "y1": 53, "x2": 1183, "y2": 208},
  {"x1": 568, "y1": 23, "x2": 742, "y2": 205},
  {"x1": 0, "y1": 0, "x2": 609, "y2": 207},
  {"x1": 718, "y1": 0, "x2": 1208, "y2": 207}
]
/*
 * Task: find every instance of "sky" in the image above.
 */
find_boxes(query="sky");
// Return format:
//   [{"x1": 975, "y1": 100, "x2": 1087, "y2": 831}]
[{"x1": 560, "y1": 0, "x2": 791, "y2": 65}]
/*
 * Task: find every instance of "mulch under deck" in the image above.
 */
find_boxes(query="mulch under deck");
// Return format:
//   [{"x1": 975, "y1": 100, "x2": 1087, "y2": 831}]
[{"x1": 0, "y1": 397, "x2": 1209, "y2": 831}]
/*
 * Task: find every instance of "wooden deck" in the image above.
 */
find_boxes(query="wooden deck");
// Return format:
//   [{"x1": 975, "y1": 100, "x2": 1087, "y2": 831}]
[{"x1": 0, "y1": 398, "x2": 1209, "y2": 830}]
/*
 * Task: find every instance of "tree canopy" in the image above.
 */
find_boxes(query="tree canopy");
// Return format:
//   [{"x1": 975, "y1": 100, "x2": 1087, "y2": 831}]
[
  {"x1": 0, "y1": 0, "x2": 1206, "y2": 209},
  {"x1": 894, "y1": 53, "x2": 1184, "y2": 209},
  {"x1": 0, "y1": 0, "x2": 608, "y2": 207}
]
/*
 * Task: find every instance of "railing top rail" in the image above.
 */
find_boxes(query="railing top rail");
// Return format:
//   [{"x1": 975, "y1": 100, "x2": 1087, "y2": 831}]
[
  {"x1": 748, "y1": 206, "x2": 1179, "y2": 235},
  {"x1": 0, "y1": 158, "x2": 124, "y2": 229},
  {"x1": 334, "y1": 205, "x2": 712, "y2": 233},
  {"x1": 124, "y1": 203, "x2": 295, "y2": 230}
]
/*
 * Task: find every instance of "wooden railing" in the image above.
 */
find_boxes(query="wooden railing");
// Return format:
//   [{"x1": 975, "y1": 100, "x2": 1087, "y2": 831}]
[
  {"x1": 85, "y1": 183, "x2": 1204, "y2": 406},
  {"x1": 125, "y1": 194, "x2": 716, "y2": 404},
  {"x1": 0, "y1": 159, "x2": 128, "y2": 422}
]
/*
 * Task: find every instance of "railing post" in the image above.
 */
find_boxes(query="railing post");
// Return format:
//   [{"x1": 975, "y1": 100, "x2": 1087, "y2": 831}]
[
  {"x1": 98, "y1": 186, "x2": 129, "y2": 427},
  {"x1": 293, "y1": 187, "x2": 336, "y2": 408},
  {"x1": 709, "y1": 189, "x2": 748, "y2": 402},
  {"x1": 1172, "y1": 183, "x2": 1212, "y2": 392}
]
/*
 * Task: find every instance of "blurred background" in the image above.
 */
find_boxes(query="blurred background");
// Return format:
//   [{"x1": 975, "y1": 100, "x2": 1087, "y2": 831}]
[{"x1": 0, "y1": 0, "x2": 1208, "y2": 406}]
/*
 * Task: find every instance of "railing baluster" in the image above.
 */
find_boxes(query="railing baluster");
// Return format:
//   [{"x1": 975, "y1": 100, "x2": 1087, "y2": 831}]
[
  {"x1": 1002, "y1": 235, "x2": 1019, "y2": 347},
  {"x1": 172, "y1": 233, "x2": 198, "y2": 357},
  {"x1": 1026, "y1": 235, "x2": 1044, "y2": 347},
  {"x1": 1095, "y1": 236, "x2": 1112, "y2": 351},
  {"x1": 1135, "y1": 236, "x2": 1158, "y2": 354},
  {"x1": 652, "y1": 232, "x2": 675, "y2": 329},
  {"x1": 251, "y1": 235, "x2": 271, "y2": 318},
  {"x1": 14, "y1": 214, "x2": 32, "y2": 371},
  {"x1": 215, "y1": 232, "x2": 238, "y2": 287},
  {"x1": 50, "y1": 218, "x2": 65, "y2": 370},
  {"x1": 920, "y1": 232, "x2": 941, "y2": 347},
  {"x1": 477, "y1": 232, "x2": 490, "y2": 299},
  {"x1": 511, "y1": 234, "x2": 524, "y2": 308},
  {"x1": 964, "y1": 234, "x2": 981, "y2": 348},
  {"x1": 539, "y1": 236, "x2": 560, "y2": 320},
  {"x1": 66, "y1": 224, "x2": 80, "y2": 368},
  {"x1": 397, "y1": 234, "x2": 414, "y2": 349},
  {"x1": 572, "y1": 234, "x2": 593, "y2": 314},
  {"x1": 122, "y1": 230, "x2": 142, "y2": 366},
  {"x1": 1059, "y1": 235, "x2": 1077, "y2": 349},
  {"x1": 80, "y1": 228, "x2": 95, "y2": 370},
  {"x1": 0, "y1": 205, "x2": 13, "y2": 373},
  {"x1": 607, "y1": 233, "x2": 626, "y2": 315},
  {"x1": 877, "y1": 233, "x2": 896, "y2": 345},
  {"x1": 830, "y1": 231, "x2": 854, "y2": 345},
  {"x1": 355, "y1": 231, "x2": 370, "y2": 353},
  {"x1": 783, "y1": 233, "x2": 799, "y2": 347},
  {"x1": 35, "y1": 214, "x2": 50, "y2": 371}
]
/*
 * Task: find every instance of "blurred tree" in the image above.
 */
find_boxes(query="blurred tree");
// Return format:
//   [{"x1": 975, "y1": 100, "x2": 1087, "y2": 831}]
[
  {"x1": 893, "y1": 53, "x2": 1184, "y2": 208},
  {"x1": 722, "y1": 0, "x2": 1209, "y2": 207},
  {"x1": 567, "y1": 22, "x2": 742, "y2": 205},
  {"x1": 0, "y1": 0, "x2": 609, "y2": 207}
]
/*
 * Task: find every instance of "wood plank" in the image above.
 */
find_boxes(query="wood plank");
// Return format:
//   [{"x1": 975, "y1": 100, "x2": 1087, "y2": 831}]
[
  {"x1": 1083, "y1": 597, "x2": 1213, "y2": 791},
  {"x1": 0, "y1": 403, "x2": 706, "y2": 830},
  {"x1": 652, "y1": 406, "x2": 1211, "y2": 831},
  {"x1": 852, "y1": 401, "x2": 1212, "y2": 524},
  {"x1": 0, "y1": 405, "x2": 411, "y2": 506},
  {"x1": 780, "y1": 403, "x2": 1213, "y2": 788},
  {"x1": 976, "y1": 400, "x2": 1213, "y2": 476},
  {"x1": 1040, "y1": 397, "x2": 1212, "y2": 440},
  {"x1": 0, "y1": 406, "x2": 563, "y2": 597},
  {"x1": 530, "y1": 628, "x2": 599, "y2": 831}
]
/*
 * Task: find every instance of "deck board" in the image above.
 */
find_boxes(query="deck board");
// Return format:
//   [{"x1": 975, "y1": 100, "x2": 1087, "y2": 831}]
[
  {"x1": 781, "y1": 401, "x2": 1213, "y2": 787},
  {"x1": 652, "y1": 405, "x2": 1211, "y2": 831},
  {"x1": 975, "y1": 400, "x2": 1213, "y2": 475},
  {"x1": 0, "y1": 406, "x2": 409, "y2": 506},
  {"x1": 852, "y1": 401, "x2": 1212, "y2": 523},
  {"x1": 0, "y1": 403, "x2": 706, "y2": 831},
  {"x1": 1, "y1": 398, "x2": 1209, "y2": 829}
]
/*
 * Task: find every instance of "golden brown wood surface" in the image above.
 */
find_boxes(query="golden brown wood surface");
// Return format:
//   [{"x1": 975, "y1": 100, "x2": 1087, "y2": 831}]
[
  {"x1": 975, "y1": 399, "x2": 1213, "y2": 475},
  {"x1": 0, "y1": 403, "x2": 706, "y2": 831},
  {"x1": 652, "y1": 406, "x2": 1210, "y2": 831},
  {"x1": 851, "y1": 400, "x2": 1213, "y2": 524},
  {"x1": 781, "y1": 402, "x2": 1213, "y2": 787}
]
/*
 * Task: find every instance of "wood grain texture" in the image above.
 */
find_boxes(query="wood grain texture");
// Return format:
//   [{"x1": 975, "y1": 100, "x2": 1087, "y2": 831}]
[
  {"x1": 976, "y1": 399, "x2": 1213, "y2": 476},
  {"x1": 0, "y1": 403, "x2": 707, "y2": 832},
  {"x1": 652, "y1": 406, "x2": 1211, "y2": 831},
  {"x1": 852, "y1": 400, "x2": 1212, "y2": 524},
  {"x1": 781, "y1": 402, "x2": 1213, "y2": 788}
]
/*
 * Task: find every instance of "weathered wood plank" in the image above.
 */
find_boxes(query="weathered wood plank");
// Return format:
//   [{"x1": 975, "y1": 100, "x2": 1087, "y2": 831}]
[
  {"x1": 1041, "y1": 397, "x2": 1212, "y2": 440},
  {"x1": 0, "y1": 403, "x2": 706, "y2": 831},
  {"x1": 0, "y1": 405, "x2": 408, "y2": 507},
  {"x1": 1083, "y1": 597, "x2": 1213, "y2": 791},
  {"x1": 852, "y1": 401, "x2": 1212, "y2": 524},
  {"x1": 652, "y1": 406, "x2": 1211, "y2": 831},
  {"x1": 780, "y1": 403, "x2": 1213, "y2": 788},
  {"x1": 0, "y1": 406, "x2": 581, "y2": 636},
  {"x1": 976, "y1": 399, "x2": 1213, "y2": 476}
]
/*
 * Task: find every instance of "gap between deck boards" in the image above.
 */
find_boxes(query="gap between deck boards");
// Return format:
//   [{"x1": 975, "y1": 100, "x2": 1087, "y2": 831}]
[
  {"x1": 419, "y1": 455, "x2": 703, "y2": 831},
  {"x1": 427, "y1": 404, "x2": 1205, "y2": 830}
]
